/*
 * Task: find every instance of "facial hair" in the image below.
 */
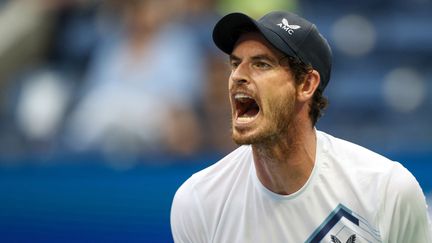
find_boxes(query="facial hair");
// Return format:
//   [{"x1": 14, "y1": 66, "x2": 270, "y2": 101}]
[{"x1": 232, "y1": 91, "x2": 296, "y2": 146}]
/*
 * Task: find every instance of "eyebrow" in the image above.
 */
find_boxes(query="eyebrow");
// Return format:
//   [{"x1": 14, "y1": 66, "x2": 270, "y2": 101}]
[
  {"x1": 229, "y1": 54, "x2": 279, "y2": 65},
  {"x1": 229, "y1": 54, "x2": 241, "y2": 62}
]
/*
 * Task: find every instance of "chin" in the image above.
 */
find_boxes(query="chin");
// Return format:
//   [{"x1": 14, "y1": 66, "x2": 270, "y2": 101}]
[
  {"x1": 231, "y1": 125, "x2": 277, "y2": 145},
  {"x1": 231, "y1": 127, "x2": 253, "y2": 145},
  {"x1": 232, "y1": 134, "x2": 253, "y2": 145}
]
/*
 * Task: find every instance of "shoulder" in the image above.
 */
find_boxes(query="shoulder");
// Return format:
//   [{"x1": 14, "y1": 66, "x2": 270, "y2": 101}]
[
  {"x1": 318, "y1": 131, "x2": 423, "y2": 194},
  {"x1": 318, "y1": 130, "x2": 395, "y2": 173},
  {"x1": 317, "y1": 131, "x2": 431, "y2": 240},
  {"x1": 380, "y1": 161, "x2": 427, "y2": 212},
  {"x1": 172, "y1": 145, "x2": 252, "y2": 210},
  {"x1": 171, "y1": 146, "x2": 252, "y2": 242},
  {"x1": 318, "y1": 130, "x2": 388, "y2": 161},
  {"x1": 317, "y1": 130, "x2": 402, "y2": 205},
  {"x1": 317, "y1": 130, "x2": 416, "y2": 194},
  {"x1": 385, "y1": 162, "x2": 423, "y2": 197},
  {"x1": 188, "y1": 145, "x2": 252, "y2": 188},
  {"x1": 377, "y1": 162, "x2": 432, "y2": 241}
]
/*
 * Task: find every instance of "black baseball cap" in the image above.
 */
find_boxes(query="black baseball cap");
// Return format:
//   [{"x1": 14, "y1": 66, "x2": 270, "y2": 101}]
[{"x1": 212, "y1": 11, "x2": 332, "y2": 92}]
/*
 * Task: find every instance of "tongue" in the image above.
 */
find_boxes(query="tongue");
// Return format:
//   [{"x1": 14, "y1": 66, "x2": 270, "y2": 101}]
[{"x1": 242, "y1": 101, "x2": 259, "y2": 117}]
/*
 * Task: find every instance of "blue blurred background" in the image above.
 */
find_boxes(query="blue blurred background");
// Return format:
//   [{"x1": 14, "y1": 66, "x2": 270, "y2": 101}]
[{"x1": 0, "y1": 0, "x2": 431, "y2": 242}]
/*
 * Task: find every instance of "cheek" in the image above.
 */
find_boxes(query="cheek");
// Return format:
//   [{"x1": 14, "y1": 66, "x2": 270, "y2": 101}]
[
  {"x1": 261, "y1": 86, "x2": 297, "y2": 117},
  {"x1": 262, "y1": 82, "x2": 295, "y2": 103}
]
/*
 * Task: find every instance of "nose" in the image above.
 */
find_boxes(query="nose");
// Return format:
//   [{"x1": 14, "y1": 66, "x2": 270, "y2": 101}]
[{"x1": 230, "y1": 63, "x2": 250, "y2": 85}]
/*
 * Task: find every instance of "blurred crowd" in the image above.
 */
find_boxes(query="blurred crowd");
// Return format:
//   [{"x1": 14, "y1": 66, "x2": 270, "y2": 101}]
[
  {"x1": 0, "y1": 0, "x2": 431, "y2": 163},
  {"x1": 0, "y1": 0, "x2": 237, "y2": 160},
  {"x1": 0, "y1": 0, "x2": 300, "y2": 162}
]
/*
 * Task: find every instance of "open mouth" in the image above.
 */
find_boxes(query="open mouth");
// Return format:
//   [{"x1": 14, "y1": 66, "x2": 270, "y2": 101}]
[{"x1": 234, "y1": 93, "x2": 260, "y2": 123}]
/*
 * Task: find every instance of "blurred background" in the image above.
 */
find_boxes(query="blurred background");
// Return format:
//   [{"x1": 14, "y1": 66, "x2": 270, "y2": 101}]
[{"x1": 0, "y1": 0, "x2": 430, "y2": 242}]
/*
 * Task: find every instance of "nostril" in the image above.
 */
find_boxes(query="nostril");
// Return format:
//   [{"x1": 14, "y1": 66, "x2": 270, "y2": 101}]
[{"x1": 235, "y1": 79, "x2": 248, "y2": 84}]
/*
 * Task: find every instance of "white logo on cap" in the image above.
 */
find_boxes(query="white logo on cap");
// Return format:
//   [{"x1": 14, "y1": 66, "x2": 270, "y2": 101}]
[{"x1": 277, "y1": 18, "x2": 301, "y2": 35}]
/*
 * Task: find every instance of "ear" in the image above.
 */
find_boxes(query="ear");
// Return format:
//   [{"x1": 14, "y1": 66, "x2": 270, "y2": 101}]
[{"x1": 296, "y1": 70, "x2": 320, "y2": 102}]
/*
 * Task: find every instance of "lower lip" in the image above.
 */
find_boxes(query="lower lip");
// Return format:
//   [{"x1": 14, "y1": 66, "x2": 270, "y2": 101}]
[{"x1": 234, "y1": 112, "x2": 260, "y2": 126}]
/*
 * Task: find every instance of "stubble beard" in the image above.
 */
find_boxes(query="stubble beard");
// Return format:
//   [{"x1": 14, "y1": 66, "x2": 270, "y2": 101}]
[{"x1": 231, "y1": 94, "x2": 296, "y2": 146}]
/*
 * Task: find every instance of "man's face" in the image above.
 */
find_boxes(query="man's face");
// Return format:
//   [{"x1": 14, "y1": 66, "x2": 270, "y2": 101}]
[{"x1": 229, "y1": 32, "x2": 298, "y2": 145}]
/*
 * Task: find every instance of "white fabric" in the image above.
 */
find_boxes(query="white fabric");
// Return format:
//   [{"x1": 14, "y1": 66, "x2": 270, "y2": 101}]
[{"x1": 171, "y1": 131, "x2": 432, "y2": 243}]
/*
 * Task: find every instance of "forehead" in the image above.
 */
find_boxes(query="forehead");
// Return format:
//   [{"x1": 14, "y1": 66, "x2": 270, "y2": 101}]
[{"x1": 232, "y1": 32, "x2": 285, "y2": 58}]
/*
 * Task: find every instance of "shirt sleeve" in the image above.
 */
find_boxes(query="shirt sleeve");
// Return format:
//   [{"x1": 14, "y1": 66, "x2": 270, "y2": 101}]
[
  {"x1": 170, "y1": 177, "x2": 208, "y2": 243},
  {"x1": 378, "y1": 162, "x2": 432, "y2": 242}
]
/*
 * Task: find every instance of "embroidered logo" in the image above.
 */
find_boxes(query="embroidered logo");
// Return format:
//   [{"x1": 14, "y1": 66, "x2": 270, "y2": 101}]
[
  {"x1": 276, "y1": 18, "x2": 301, "y2": 35},
  {"x1": 331, "y1": 234, "x2": 356, "y2": 243}
]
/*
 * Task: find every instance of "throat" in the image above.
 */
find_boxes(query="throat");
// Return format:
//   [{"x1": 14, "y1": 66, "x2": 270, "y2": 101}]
[
  {"x1": 254, "y1": 153, "x2": 315, "y2": 195},
  {"x1": 251, "y1": 132, "x2": 317, "y2": 195}
]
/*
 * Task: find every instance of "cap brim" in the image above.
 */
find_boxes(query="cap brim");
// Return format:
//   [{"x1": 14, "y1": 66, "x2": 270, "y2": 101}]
[{"x1": 212, "y1": 13, "x2": 298, "y2": 58}]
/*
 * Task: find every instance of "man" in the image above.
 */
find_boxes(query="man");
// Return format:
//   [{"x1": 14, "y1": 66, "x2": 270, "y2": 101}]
[{"x1": 170, "y1": 11, "x2": 432, "y2": 243}]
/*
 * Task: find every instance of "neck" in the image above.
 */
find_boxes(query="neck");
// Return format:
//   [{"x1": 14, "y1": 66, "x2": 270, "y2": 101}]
[{"x1": 252, "y1": 122, "x2": 317, "y2": 195}]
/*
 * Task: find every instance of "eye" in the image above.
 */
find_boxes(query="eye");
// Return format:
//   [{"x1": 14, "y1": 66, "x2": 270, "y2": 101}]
[
  {"x1": 252, "y1": 61, "x2": 272, "y2": 70},
  {"x1": 229, "y1": 60, "x2": 240, "y2": 70}
]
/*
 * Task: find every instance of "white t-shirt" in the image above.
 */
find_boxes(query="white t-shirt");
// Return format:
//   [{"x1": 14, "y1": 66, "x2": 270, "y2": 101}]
[{"x1": 171, "y1": 131, "x2": 432, "y2": 243}]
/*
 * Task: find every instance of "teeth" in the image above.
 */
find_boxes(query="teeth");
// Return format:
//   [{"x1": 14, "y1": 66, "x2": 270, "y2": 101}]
[
  {"x1": 237, "y1": 116, "x2": 256, "y2": 123},
  {"x1": 234, "y1": 93, "x2": 253, "y2": 100}
]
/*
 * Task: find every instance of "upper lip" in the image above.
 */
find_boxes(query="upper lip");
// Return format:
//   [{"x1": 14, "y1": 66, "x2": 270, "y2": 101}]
[
  {"x1": 234, "y1": 93, "x2": 254, "y2": 100},
  {"x1": 231, "y1": 89, "x2": 256, "y2": 101}
]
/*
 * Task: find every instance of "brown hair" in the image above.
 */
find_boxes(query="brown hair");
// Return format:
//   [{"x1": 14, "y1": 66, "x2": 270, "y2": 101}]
[{"x1": 281, "y1": 56, "x2": 328, "y2": 126}]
